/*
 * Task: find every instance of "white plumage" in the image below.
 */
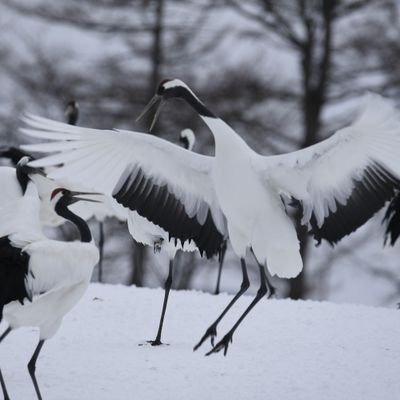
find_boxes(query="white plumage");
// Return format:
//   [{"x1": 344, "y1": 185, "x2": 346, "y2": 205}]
[{"x1": 22, "y1": 116, "x2": 226, "y2": 256}]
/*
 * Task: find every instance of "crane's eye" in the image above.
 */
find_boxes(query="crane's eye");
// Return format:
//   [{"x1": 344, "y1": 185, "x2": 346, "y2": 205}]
[
  {"x1": 157, "y1": 84, "x2": 165, "y2": 95},
  {"x1": 157, "y1": 78, "x2": 172, "y2": 95}
]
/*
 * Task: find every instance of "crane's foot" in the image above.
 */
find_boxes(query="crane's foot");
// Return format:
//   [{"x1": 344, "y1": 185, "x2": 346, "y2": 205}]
[
  {"x1": 138, "y1": 340, "x2": 169, "y2": 347},
  {"x1": 205, "y1": 331, "x2": 234, "y2": 356},
  {"x1": 148, "y1": 339, "x2": 169, "y2": 347},
  {"x1": 193, "y1": 324, "x2": 218, "y2": 351}
]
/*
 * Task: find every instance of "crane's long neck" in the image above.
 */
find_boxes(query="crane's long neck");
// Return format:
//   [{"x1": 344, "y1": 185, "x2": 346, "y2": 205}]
[
  {"x1": 177, "y1": 87, "x2": 247, "y2": 153},
  {"x1": 55, "y1": 203, "x2": 92, "y2": 243},
  {"x1": 1, "y1": 147, "x2": 32, "y2": 166},
  {"x1": 177, "y1": 87, "x2": 216, "y2": 119}
]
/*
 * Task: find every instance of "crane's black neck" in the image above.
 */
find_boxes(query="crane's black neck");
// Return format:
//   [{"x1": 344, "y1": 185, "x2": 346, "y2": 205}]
[
  {"x1": 179, "y1": 136, "x2": 189, "y2": 150},
  {"x1": 0, "y1": 147, "x2": 32, "y2": 166},
  {"x1": 55, "y1": 201, "x2": 92, "y2": 243},
  {"x1": 16, "y1": 162, "x2": 31, "y2": 194},
  {"x1": 166, "y1": 87, "x2": 216, "y2": 118}
]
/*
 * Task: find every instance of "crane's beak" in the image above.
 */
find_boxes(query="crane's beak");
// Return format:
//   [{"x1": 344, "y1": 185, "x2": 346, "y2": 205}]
[
  {"x1": 30, "y1": 166, "x2": 46, "y2": 177},
  {"x1": 70, "y1": 191, "x2": 103, "y2": 204},
  {"x1": 136, "y1": 94, "x2": 164, "y2": 132}
]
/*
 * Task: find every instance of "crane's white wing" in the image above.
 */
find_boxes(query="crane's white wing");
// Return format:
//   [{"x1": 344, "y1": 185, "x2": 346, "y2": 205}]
[
  {"x1": 24, "y1": 240, "x2": 99, "y2": 298},
  {"x1": 69, "y1": 193, "x2": 127, "y2": 222},
  {"x1": 0, "y1": 167, "x2": 23, "y2": 207},
  {"x1": 0, "y1": 180, "x2": 45, "y2": 247},
  {"x1": 21, "y1": 115, "x2": 227, "y2": 257},
  {"x1": 254, "y1": 93, "x2": 400, "y2": 245}
]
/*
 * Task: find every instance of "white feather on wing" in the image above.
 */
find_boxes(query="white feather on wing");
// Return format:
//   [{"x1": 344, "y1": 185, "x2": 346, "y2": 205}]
[
  {"x1": 21, "y1": 115, "x2": 227, "y2": 256},
  {"x1": 254, "y1": 93, "x2": 400, "y2": 244}
]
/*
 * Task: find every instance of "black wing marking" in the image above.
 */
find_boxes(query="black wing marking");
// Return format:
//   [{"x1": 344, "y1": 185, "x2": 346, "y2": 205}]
[
  {"x1": 297, "y1": 162, "x2": 400, "y2": 246},
  {"x1": 383, "y1": 193, "x2": 400, "y2": 246},
  {"x1": 112, "y1": 164, "x2": 225, "y2": 258},
  {"x1": 0, "y1": 237, "x2": 31, "y2": 322}
]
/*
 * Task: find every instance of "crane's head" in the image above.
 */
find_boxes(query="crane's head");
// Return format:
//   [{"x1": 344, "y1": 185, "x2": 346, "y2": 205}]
[
  {"x1": 136, "y1": 78, "x2": 199, "y2": 131},
  {"x1": 156, "y1": 79, "x2": 190, "y2": 97},
  {"x1": 179, "y1": 129, "x2": 196, "y2": 151},
  {"x1": 16, "y1": 156, "x2": 45, "y2": 176},
  {"x1": 65, "y1": 99, "x2": 79, "y2": 125},
  {"x1": 50, "y1": 188, "x2": 102, "y2": 207}
]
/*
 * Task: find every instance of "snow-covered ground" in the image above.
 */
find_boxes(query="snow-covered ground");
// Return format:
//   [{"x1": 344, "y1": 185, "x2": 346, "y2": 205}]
[{"x1": 1, "y1": 284, "x2": 399, "y2": 399}]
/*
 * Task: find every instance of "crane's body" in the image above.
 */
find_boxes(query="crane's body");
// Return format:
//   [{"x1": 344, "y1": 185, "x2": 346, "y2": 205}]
[
  {"x1": 3, "y1": 240, "x2": 97, "y2": 337},
  {"x1": 209, "y1": 119, "x2": 301, "y2": 277},
  {"x1": 0, "y1": 159, "x2": 99, "y2": 399},
  {"x1": 20, "y1": 79, "x2": 400, "y2": 355}
]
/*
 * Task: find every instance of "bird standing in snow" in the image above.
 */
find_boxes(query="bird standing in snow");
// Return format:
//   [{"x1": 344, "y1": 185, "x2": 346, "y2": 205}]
[
  {"x1": 20, "y1": 80, "x2": 400, "y2": 355},
  {"x1": 141, "y1": 79, "x2": 400, "y2": 353},
  {"x1": 0, "y1": 158, "x2": 99, "y2": 400}
]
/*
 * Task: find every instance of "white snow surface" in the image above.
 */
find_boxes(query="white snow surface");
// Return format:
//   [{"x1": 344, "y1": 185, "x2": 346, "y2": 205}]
[{"x1": 0, "y1": 284, "x2": 399, "y2": 400}]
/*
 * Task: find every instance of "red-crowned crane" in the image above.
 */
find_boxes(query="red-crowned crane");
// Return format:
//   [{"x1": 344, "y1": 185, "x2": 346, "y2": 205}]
[
  {"x1": 20, "y1": 81, "x2": 400, "y2": 355},
  {"x1": 0, "y1": 157, "x2": 99, "y2": 400}
]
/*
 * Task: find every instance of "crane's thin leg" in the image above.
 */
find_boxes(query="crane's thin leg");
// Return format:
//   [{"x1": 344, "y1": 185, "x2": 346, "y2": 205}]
[
  {"x1": 0, "y1": 369, "x2": 10, "y2": 400},
  {"x1": 194, "y1": 258, "x2": 249, "y2": 351},
  {"x1": 206, "y1": 262, "x2": 268, "y2": 356},
  {"x1": 27, "y1": 340, "x2": 45, "y2": 400},
  {"x1": 148, "y1": 259, "x2": 174, "y2": 346},
  {"x1": 0, "y1": 327, "x2": 11, "y2": 343},
  {"x1": 0, "y1": 327, "x2": 12, "y2": 399},
  {"x1": 251, "y1": 249, "x2": 275, "y2": 297},
  {"x1": 214, "y1": 242, "x2": 227, "y2": 295},
  {"x1": 264, "y1": 273, "x2": 275, "y2": 298},
  {"x1": 98, "y1": 221, "x2": 104, "y2": 282}
]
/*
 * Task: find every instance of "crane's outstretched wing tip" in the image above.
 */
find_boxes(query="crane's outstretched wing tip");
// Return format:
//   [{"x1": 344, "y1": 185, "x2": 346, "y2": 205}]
[{"x1": 354, "y1": 92, "x2": 398, "y2": 129}]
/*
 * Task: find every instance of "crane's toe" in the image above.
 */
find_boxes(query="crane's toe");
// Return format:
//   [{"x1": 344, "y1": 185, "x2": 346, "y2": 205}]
[
  {"x1": 147, "y1": 339, "x2": 169, "y2": 347},
  {"x1": 193, "y1": 324, "x2": 218, "y2": 351},
  {"x1": 205, "y1": 332, "x2": 233, "y2": 356}
]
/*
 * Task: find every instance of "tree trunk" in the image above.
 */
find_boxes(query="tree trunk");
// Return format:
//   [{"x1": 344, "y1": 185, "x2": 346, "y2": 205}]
[
  {"x1": 289, "y1": 0, "x2": 334, "y2": 299},
  {"x1": 128, "y1": 0, "x2": 165, "y2": 286}
]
